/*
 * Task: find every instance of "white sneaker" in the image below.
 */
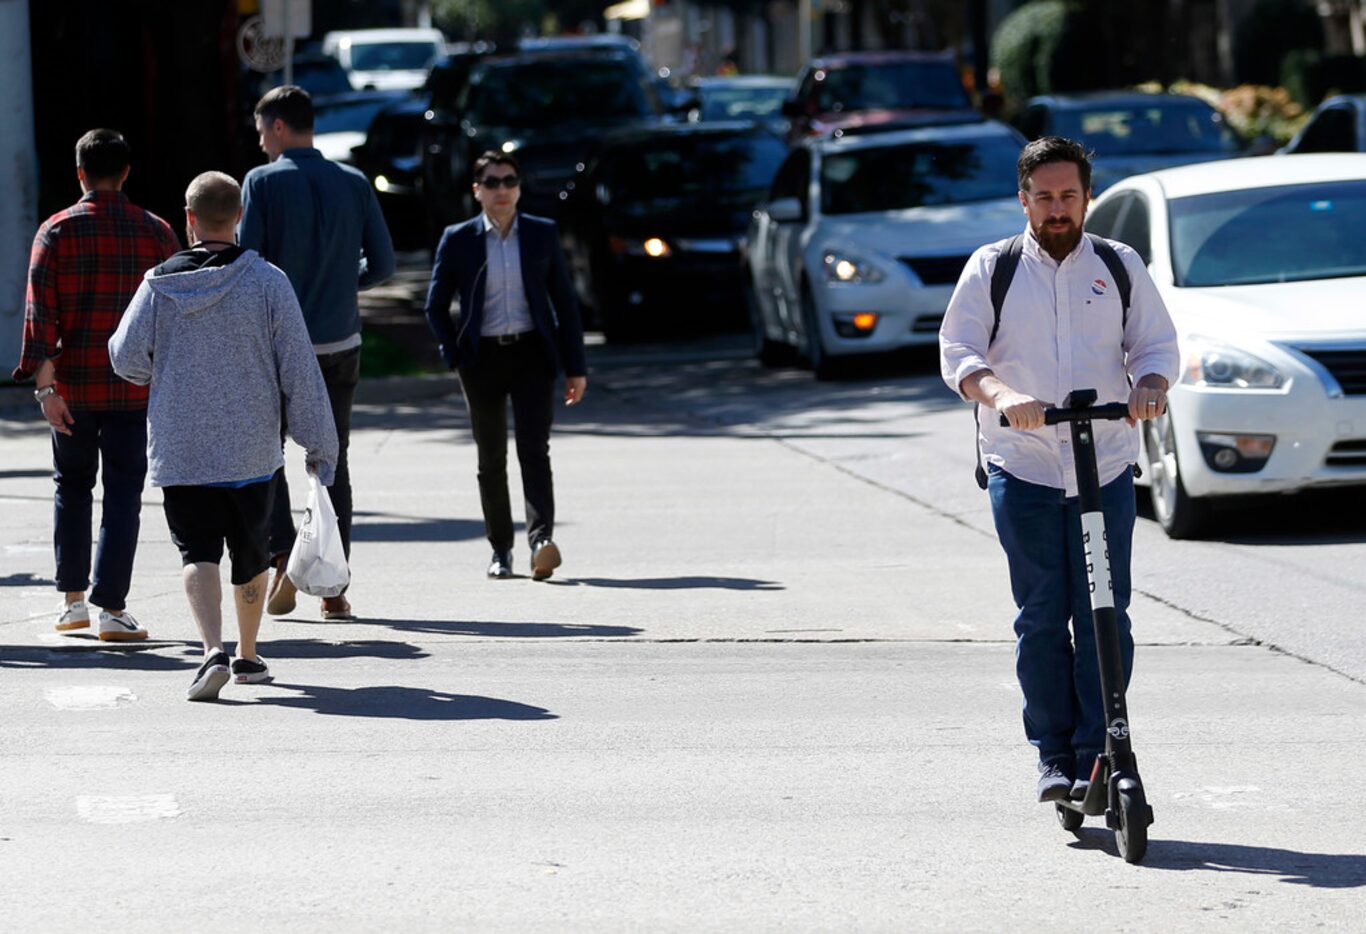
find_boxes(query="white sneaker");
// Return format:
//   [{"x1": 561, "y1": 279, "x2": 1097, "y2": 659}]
[
  {"x1": 56, "y1": 600, "x2": 91, "y2": 632},
  {"x1": 98, "y1": 609, "x2": 148, "y2": 642}
]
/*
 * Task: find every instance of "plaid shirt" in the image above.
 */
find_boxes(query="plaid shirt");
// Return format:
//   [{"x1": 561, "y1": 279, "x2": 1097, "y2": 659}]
[{"x1": 13, "y1": 191, "x2": 179, "y2": 411}]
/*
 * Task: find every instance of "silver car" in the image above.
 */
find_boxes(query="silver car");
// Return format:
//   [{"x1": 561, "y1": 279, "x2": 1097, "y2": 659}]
[{"x1": 744, "y1": 120, "x2": 1028, "y2": 378}]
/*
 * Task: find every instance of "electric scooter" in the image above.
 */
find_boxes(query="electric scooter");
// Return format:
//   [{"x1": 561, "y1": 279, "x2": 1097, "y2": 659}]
[{"x1": 1001, "y1": 388, "x2": 1155, "y2": 863}]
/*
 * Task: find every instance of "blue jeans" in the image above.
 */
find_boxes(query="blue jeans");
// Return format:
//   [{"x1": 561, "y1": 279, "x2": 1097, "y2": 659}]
[
  {"x1": 987, "y1": 466, "x2": 1136, "y2": 772},
  {"x1": 51, "y1": 409, "x2": 148, "y2": 611}
]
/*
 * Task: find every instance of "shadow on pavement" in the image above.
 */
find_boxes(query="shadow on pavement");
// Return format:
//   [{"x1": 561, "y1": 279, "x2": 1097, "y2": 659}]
[
  {"x1": 349, "y1": 511, "x2": 485, "y2": 543},
  {"x1": 0, "y1": 644, "x2": 198, "y2": 671},
  {"x1": 568, "y1": 576, "x2": 783, "y2": 591},
  {"x1": 366, "y1": 617, "x2": 642, "y2": 638},
  {"x1": 0, "y1": 572, "x2": 50, "y2": 587},
  {"x1": 1070, "y1": 830, "x2": 1366, "y2": 886},
  {"x1": 260, "y1": 638, "x2": 429, "y2": 661},
  {"x1": 255, "y1": 683, "x2": 558, "y2": 720},
  {"x1": 0, "y1": 468, "x2": 51, "y2": 480}
]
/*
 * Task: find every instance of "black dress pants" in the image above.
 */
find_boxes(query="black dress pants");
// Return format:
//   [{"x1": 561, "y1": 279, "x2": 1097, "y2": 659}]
[
  {"x1": 458, "y1": 336, "x2": 557, "y2": 552},
  {"x1": 269, "y1": 345, "x2": 360, "y2": 561}
]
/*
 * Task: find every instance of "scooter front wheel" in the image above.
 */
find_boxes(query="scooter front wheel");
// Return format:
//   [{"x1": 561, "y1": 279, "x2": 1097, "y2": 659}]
[
  {"x1": 1115, "y1": 782, "x2": 1150, "y2": 863},
  {"x1": 1056, "y1": 803, "x2": 1083, "y2": 833}
]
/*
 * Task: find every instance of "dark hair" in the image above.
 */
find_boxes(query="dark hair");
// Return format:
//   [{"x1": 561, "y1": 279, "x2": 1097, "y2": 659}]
[
  {"x1": 472, "y1": 151, "x2": 521, "y2": 184},
  {"x1": 75, "y1": 129, "x2": 131, "y2": 181},
  {"x1": 1017, "y1": 136, "x2": 1092, "y2": 194},
  {"x1": 254, "y1": 85, "x2": 314, "y2": 132},
  {"x1": 185, "y1": 171, "x2": 241, "y2": 228}
]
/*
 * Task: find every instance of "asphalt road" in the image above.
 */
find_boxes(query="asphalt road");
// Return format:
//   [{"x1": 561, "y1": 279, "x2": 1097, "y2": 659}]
[{"x1": 2, "y1": 334, "x2": 1364, "y2": 931}]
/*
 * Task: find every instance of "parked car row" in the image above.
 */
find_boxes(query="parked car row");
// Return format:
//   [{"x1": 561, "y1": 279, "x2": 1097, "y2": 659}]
[{"x1": 256, "y1": 34, "x2": 1366, "y2": 540}]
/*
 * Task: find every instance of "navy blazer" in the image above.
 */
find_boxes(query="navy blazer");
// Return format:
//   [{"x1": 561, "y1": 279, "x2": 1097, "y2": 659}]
[{"x1": 423, "y1": 213, "x2": 587, "y2": 376}]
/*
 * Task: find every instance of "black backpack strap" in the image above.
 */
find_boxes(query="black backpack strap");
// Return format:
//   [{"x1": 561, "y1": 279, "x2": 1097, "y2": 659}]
[
  {"x1": 988, "y1": 233, "x2": 1024, "y2": 346},
  {"x1": 975, "y1": 235, "x2": 1024, "y2": 489},
  {"x1": 1086, "y1": 233, "x2": 1131, "y2": 328}
]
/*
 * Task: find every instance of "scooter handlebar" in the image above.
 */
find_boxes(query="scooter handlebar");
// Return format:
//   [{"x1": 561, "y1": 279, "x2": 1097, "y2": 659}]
[{"x1": 998, "y1": 402, "x2": 1131, "y2": 427}]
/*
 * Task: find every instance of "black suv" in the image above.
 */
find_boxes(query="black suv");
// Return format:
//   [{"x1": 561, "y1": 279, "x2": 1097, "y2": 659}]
[{"x1": 421, "y1": 50, "x2": 663, "y2": 227}]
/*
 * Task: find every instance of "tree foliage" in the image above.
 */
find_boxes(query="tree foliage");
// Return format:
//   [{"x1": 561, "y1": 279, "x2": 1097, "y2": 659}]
[{"x1": 991, "y1": 1, "x2": 1110, "y2": 103}]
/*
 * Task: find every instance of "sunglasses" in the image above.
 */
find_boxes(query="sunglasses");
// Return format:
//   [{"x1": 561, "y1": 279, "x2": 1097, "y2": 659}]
[{"x1": 478, "y1": 175, "x2": 520, "y2": 190}]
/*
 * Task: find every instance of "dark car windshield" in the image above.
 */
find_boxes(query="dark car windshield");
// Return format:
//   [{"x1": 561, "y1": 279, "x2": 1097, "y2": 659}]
[
  {"x1": 812, "y1": 61, "x2": 969, "y2": 112},
  {"x1": 1171, "y1": 180, "x2": 1366, "y2": 287},
  {"x1": 468, "y1": 60, "x2": 653, "y2": 127},
  {"x1": 820, "y1": 137, "x2": 1020, "y2": 215},
  {"x1": 1052, "y1": 103, "x2": 1239, "y2": 155},
  {"x1": 314, "y1": 98, "x2": 397, "y2": 135},
  {"x1": 350, "y1": 42, "x2": 440, "y2": 72},
  {"x1": 599, "y1": 133, "x2": 787, "y2": 210},
  {"x1": 699, "y1": 85, "x2": 790, "y2": 121}
]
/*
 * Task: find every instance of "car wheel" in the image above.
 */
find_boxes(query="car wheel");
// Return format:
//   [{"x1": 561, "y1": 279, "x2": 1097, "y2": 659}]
[
  {"x1": 800, "y1": 284, "x2": 840, "y2": 380},
  {"x1": 744, "y1": 271, "x2": 793, "y2": 368},
  {"x1": 1144, "y1": 411, "x2": 1210, "y2": 539}
]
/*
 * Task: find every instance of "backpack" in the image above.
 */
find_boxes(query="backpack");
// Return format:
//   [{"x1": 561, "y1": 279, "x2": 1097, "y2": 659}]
[{"x1": 972, "y1": 232, "x2": 1132, "y2": 490}]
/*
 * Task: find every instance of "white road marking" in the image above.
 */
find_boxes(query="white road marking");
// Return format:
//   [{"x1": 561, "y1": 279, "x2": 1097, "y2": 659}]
[
  {"x1": 44, "y1": 685, "x2": 138, "y2": 710},
  {"x1": 77, "y1": 794, "x2": 181, "y2": 824},
  {"x1": 1173, "y1": 785, "x2": 1263, "y2": 809}
]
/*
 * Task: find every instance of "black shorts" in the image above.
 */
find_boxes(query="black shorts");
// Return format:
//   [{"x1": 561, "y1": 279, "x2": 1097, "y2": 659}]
[{"x1": 162, "y1": 482, "x2": 272, "y2": 585}]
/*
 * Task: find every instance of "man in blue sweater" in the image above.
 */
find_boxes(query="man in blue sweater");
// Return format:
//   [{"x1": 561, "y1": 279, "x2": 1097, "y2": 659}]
[
  {"x1": 111, "y1": 171, "x2": 338, "y2": 701},
  {"x1": 240, "y1": 84, "x2": 395, "y2": 622}
]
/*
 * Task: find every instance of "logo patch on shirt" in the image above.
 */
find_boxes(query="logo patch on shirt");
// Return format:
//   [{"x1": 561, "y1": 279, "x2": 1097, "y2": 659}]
[{"x1": 1091, "y1": 279, "x2": 1109, "y2": 296}]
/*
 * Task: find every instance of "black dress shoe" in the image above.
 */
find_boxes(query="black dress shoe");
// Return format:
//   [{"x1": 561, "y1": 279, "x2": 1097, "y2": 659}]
[
  {"x1": 531, "y1": 539, "x2": 561, "y2": 581},
  {"x1": 487, "y1": 550, "x2": 513, "y2": 579}
]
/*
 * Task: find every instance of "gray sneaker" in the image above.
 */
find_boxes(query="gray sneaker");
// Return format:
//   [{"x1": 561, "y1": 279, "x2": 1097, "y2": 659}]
[{"x1": 1037, "y1": 761, "x2": 1073, "y2": 803}]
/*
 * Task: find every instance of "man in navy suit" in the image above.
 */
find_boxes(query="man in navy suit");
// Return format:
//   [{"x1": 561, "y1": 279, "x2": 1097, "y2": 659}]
[{"x1": 424, "y1": 152, "x2": 588, "y2": 580}]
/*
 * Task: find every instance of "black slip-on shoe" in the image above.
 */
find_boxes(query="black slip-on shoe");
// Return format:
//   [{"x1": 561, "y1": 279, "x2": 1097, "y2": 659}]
[{"x1": 188, "y1": 651, "x2": 231, "y2": 702}]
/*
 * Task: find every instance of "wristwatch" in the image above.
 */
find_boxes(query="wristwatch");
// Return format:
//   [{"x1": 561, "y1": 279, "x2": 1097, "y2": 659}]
[{"x1": 34, "y1": 385, "x2": 57, "y2": 404}]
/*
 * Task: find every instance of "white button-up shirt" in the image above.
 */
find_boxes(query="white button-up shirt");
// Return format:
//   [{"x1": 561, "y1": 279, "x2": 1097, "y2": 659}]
[
  {"x1": 479, "y1": 213, "x2": 534, "y2": 337},
  {"x1": 939, "y1": 229, "x2": 1180, "y2": 496}
]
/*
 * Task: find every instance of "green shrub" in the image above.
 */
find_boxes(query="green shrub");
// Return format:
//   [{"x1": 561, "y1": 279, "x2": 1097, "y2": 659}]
[
  {"x1": 991, "y1": 0, "x2": 1109, "y2": 105},
  {"x1": 1281, "y1": 50, "x2": 1366, "y2": 107},
  {"x1": 1232, "y1": 0, "x2": 1322, "y2": 87}
]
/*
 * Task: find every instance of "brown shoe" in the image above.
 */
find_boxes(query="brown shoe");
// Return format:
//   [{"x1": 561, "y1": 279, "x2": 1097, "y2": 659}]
[
  {"x1": 531, "y1": 540, "x2": 562, "y2": 581},
  {"x1": 266, "y1": 560, "x2": 297, "y2": 616},
  {"x1": 321, "y1": 595, "x2": 355, "y2": 620}
]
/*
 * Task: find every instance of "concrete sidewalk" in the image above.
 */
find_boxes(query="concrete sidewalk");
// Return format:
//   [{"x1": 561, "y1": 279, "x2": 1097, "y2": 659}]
[{"x1": 2, "y1": 361, "x2": 1364, "y2": 930}]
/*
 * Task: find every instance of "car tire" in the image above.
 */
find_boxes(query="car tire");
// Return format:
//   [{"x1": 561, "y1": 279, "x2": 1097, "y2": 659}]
[
  {"x1": 744, "y1": 271, "x2": 793, "y2": 368},
  {"x1": 1144, "y1": 412, "x2": 1210, "y2": 539},
  {"x1": 800, "y1": 283, "x2": 840, "y2": 381}
]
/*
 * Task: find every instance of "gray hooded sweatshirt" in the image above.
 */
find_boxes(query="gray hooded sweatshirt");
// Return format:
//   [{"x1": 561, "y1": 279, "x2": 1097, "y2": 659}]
[{"x1": 109, "y1": 248, "x2": 338, "y2": 488}]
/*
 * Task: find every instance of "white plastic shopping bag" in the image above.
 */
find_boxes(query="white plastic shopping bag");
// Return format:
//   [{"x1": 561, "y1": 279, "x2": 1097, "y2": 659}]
[{"x1": 286, "y1": 474, "x2": 350, "y2": 597}]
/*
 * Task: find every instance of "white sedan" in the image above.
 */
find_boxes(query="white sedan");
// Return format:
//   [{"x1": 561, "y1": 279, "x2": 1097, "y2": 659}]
[
  {"x1": 1086, "y1": 154, "x2": 1366, "y2": 537},
  {"x1": 744, "y1": 120, "x2": 1028, "y2": 378}
]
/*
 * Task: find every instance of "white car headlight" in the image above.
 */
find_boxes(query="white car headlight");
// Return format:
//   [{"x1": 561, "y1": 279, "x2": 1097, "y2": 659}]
[
  {"x1": 1181, "y1": 338, "x2": 1285, "y2": 390},
  {"x1": 822, "y1": 250, "x2": 884, "y2": 285}
]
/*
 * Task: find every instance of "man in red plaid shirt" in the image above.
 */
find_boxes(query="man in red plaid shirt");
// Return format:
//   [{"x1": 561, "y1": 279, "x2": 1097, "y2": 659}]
[{"x1": 12, "y1": 129, "x2": 179, "y2": 641}]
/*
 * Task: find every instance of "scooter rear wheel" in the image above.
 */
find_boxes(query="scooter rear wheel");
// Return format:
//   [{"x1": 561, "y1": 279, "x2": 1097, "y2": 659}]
[
  {"x1": 1115, "y1": 784, "x2": 1150, "y2": 863},
  {"x1": 1056, "y1": 803, "x2": 1083, "y2": 833}
]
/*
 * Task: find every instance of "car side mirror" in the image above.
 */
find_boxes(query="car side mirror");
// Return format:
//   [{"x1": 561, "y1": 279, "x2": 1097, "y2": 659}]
[{"x1": 766, "y1": 197, "x2": 803, "y2": 223}]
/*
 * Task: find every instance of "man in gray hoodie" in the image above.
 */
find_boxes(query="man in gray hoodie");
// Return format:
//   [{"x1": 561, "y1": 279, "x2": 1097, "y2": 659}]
[{"x1": 110, "y1": 171, "x2": 338, "y2": 702}]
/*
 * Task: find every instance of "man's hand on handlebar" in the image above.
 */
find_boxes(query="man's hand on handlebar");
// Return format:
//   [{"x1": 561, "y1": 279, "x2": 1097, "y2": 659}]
[
  {"x1": 1126, "y1": 376, "x2": 1169, "y2": 427},
  {"x1": 995, "y1": 391, "x2": 1048, "y2": 430}
]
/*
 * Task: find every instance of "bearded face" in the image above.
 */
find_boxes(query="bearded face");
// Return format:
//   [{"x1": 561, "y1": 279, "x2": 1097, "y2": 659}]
[{"x1": 1019, "y1": 160, "x2": 1089, "y2": 262}]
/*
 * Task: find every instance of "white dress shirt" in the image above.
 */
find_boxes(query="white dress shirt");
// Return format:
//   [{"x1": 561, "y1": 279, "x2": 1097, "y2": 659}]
[
  {"x1": 479, "y1": 213, "x2": 534, "y2": 337},
  {"x1": 939, "y1": 228, "x2": 1180, "y2": 496}
]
